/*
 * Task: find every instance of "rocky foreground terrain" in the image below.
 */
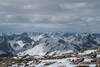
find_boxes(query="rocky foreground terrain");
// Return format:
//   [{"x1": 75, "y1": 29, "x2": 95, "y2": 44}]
[{"x1": 0, "y1": 47, "x2": 100, "y2": 67}]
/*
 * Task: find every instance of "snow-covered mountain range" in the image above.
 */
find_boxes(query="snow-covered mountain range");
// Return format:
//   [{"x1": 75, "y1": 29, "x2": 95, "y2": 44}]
[{"x1": 0, "y1": 32, "x2": 100, "y2": 56}]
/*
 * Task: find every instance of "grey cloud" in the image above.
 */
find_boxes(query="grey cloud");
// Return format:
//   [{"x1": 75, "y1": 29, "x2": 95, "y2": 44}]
[{"x1": 0, "y1": 0, "x2": 100, "y2": 32}]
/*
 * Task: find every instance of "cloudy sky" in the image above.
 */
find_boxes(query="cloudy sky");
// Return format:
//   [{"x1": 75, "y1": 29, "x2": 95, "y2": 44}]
[{"x1": 0, "y1": 0, "x2": 100, "y2": 32}]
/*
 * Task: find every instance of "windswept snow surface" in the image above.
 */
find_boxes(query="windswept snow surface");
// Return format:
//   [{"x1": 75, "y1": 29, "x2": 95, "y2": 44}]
[
  {"x1": 31, "y1": 35, "x2": 43, "y2": 41},
  {"x1": 48, "y1": 50, "x2": 73, "y2": 56},
  {"x1": 16, "y1": 40, "x2": 25, "y2": 48},
  {"x1": 35, "y1": 59, "x2": 76, "y2": 67},
  {"x1": 84, "y1": 58, "x2": 93, "y2": 62},
  {"x1": 9, "y1": 40, "x2": 25, "y2": 51},
  {"x1": 18, "y1": 43, "x2": 45, "y2": 56},
  {"x1": 78, "y1": 50, "x2": 97, "y2": 55},
  {"x1": 97, "y1": 54, "x2": 100, "y2": 58}
]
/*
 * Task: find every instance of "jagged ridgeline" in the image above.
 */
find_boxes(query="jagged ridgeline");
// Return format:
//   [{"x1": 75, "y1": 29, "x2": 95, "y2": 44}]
[{"x1": 0, "y1": 32, "x2": 100, "y2": 56}]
